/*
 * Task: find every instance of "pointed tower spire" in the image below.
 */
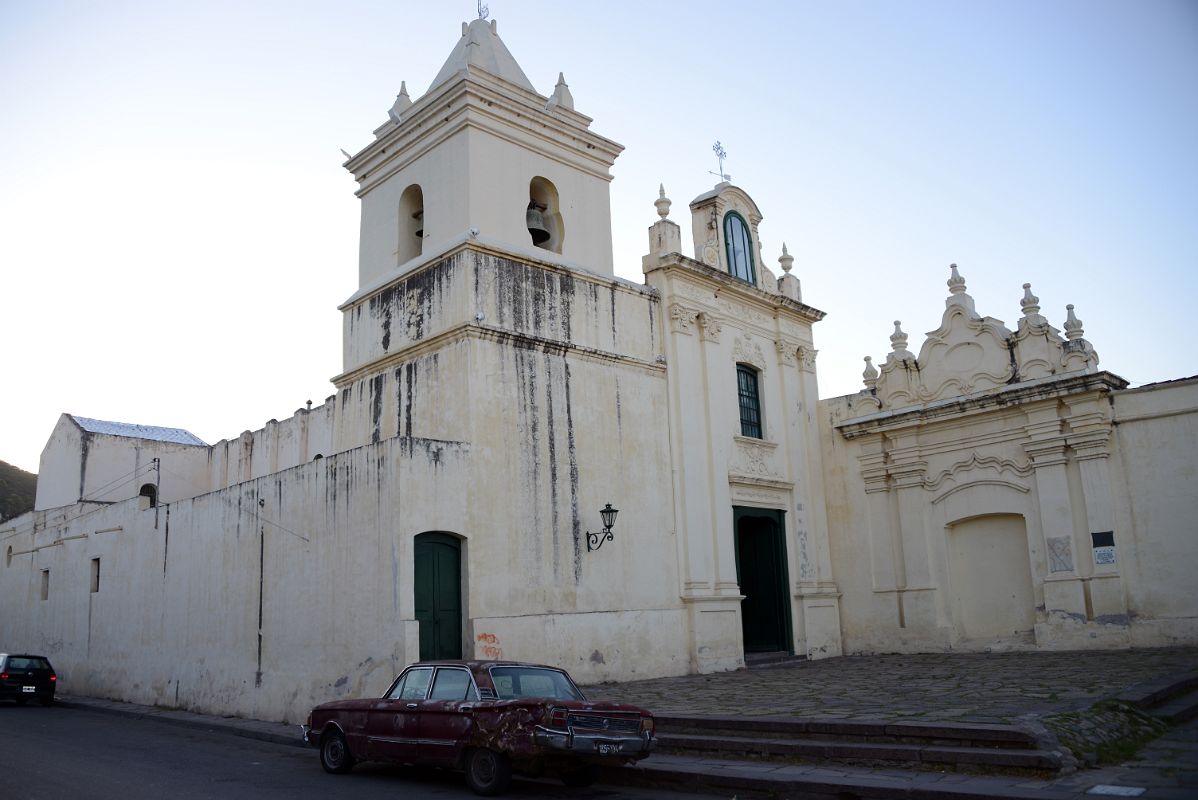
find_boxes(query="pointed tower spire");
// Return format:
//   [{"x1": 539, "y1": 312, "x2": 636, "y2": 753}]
[
  {"x1": 429, "y1": 17, "x2": 536, "y2": 94},
  {"x1": 549, "y1": 72, "x2": 574, "y2": 111},
  {"x1": 388, "y1": 81, "x2": 412, "y2": 124}
]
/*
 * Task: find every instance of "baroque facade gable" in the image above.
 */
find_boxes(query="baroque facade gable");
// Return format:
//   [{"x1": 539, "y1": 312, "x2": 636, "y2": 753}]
[{"x1": 860, "y1": 265, "x2": 1102, "y2": 413}]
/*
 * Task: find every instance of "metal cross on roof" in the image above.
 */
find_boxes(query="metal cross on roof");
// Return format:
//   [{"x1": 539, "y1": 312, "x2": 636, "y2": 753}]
[{"x1": 710, "y1": 141, "x2": 731, "y2": 183}]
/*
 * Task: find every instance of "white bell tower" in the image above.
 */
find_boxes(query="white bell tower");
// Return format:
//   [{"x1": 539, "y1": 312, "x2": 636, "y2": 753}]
[{"x1": 344, "y1": 17, "x2": 624, "y2": 291}]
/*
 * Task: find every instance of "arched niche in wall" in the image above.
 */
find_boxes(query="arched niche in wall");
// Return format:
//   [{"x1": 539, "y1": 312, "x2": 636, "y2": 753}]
[
  {"x1": 138, "y1": 483, "x2": 158, "y2": 510},
  {"x1": 398, "y1": 184, "x2": 424, "y2": 264},
  {"x1": 527, "y1": 176, "x2": 564, "y2": 254}
]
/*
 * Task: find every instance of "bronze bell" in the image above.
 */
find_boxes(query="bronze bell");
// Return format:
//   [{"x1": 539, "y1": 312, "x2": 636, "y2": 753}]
[{"x1": 526, "y1": 202, "x2": 550, "y2": 245}]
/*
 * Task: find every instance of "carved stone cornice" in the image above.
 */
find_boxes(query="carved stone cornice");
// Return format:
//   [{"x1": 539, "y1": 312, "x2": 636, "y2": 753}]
[
  {"x1": 889, "y1": 460, "x2": 928, "y2": 490},
  {"x1": 797, "y1": 345, "x2": 818, "y2": 373},
  {"x1": 775, "y1": 339, "x2": 797, "y2": 366},
  {"x1": 1068, "y1": 429, "x2": 1112, "y2": 461},
  {"x1": 697, "y1": 312, "x2": 723, "y2": 342},
  {"x1": 730, "y1": 436, "x2": 779, "y2": 479},
  {"x1": 669, "y1": 303, "x2": 698, "y2": 335},
  {"x1": 732, "y1": 335, "x2": 767, "y2": 371},
  {"x1": 1023, "y1": 438, "x2": 1070, "y2": 469}
]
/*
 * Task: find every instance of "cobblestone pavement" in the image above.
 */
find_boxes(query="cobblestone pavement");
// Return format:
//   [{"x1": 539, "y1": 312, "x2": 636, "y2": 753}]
[
  {"x1": 1044, "y1": 714, "x2": 1198, "y2": 797},
  {"x1": 584, "y1": 647, "x2": 1198, "y2": 723}
]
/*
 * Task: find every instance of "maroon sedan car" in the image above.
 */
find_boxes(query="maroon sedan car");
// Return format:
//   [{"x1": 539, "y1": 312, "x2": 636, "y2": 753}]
[{"x1": 302, "y1": 660, "x2": 655, "y2": 796}]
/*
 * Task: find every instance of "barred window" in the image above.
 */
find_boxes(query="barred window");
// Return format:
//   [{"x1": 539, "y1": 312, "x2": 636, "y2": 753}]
[{"x1": 737, "y1": 364, "x2": 762, "y2": 438}]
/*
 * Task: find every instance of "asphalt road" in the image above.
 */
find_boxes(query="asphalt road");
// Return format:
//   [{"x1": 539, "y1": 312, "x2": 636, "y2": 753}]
[{"x1": 0, "y1": 704, "x2": 725, "y2": 800}]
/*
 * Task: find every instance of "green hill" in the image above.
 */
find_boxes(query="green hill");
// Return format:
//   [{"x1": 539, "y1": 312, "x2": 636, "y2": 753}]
[{"x1": 1, "y1": 460, "x2": 37, "y2": 522}]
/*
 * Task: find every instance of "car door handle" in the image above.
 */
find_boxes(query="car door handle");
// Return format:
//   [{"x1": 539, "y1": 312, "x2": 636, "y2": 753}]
[{"x1": 406, "y1": 703, "x2": 418, "y2": 710}]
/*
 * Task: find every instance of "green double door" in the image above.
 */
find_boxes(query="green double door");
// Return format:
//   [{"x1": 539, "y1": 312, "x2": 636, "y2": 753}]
[
  {"x1": 414, "y1": 533, "x2": 462, "y2": 660},
  {"x1": 734, "y1": 508, "x2": 793, "y2": 654}
]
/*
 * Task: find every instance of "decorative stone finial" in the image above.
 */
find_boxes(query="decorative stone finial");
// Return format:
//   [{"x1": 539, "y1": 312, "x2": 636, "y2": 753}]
[
  {"x1": 388, "y1": 81, "x2": 412, "y2": 124},
  {"x1": 778, "y1": 243, "x2": 794, "y2": 274},
  {"x1": 862, "y1": 356, "x2": 879, "y2": 388},
  {"x1": 655, "y1": 184, "x2": 671, "y2": 219},
  {"x1": 1063, "y1": 304, "x2": 1085, "y2": 340},
  {"x1": 890, "y1": 320, "x2": 909, "y2": 352},
  {"x1": 947, "y1": 263, "x2": 966, "y2": 295},
  {"x1": 549, "y1": 72, "x2": 574, "y2": 111},
  {"x1": 1020, "y1": 283, "x2": 1041, "y2": 316}
]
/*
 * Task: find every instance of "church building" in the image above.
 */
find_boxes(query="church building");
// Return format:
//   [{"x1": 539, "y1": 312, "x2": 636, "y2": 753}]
[{"x1": 2, "y1": 17, "x2": 1194, "y2": 725}]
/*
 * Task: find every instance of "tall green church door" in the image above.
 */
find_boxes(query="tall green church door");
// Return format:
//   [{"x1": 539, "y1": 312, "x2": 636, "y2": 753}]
[
  {"x1": 734, "y1": 508, "x2": 793, "y2": 654},
  {"x1": 414, "y1": 533, "x2": 463, "y2": 660}
]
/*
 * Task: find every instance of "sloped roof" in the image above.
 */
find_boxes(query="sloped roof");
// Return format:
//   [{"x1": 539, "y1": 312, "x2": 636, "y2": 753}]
[
  {"x1": 428, "y1": 17, "x2": 536, "y2": 95},
  {"x1": 71, "y1": 415, "x2": 208, "y2": 447}
]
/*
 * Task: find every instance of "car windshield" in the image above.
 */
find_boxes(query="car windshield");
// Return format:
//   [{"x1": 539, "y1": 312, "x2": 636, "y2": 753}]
[{"x1": 488, "y1": 667, "x2": 584, "y2": 701}]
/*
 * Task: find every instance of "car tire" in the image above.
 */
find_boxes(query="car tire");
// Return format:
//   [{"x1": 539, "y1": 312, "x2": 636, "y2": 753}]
[
  {"x1": 38, "y1": 696, "x2": 53, "y2": 707},
  {"x1": 464, "y1": 747, "x2": 511, "y2": 796},
  {"x1": 560, "y1": 765, "x2": 598, "y2": 787},
  {"x1": 15, "y1": 697, "x2": 27, "y2": 706},
  {"x1": 319, "y1": 728, "x2": 355, "y2": 774}
]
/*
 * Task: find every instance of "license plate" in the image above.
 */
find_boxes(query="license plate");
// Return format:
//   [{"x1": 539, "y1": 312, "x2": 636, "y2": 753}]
[
  {"x1": 22, "y1": 686, "x2": 35, "y2": 693},
  {"x1": 597, "y1": 743, "x2": 618, "y2": 755}
]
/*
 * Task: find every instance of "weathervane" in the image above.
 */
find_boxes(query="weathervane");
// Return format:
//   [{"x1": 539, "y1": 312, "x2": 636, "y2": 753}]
[
  {"x1": 477, "y1": 1, "x2": 489, "y2": 20},
  {"x1": 710, "y1": 141, "x2": 730, "y2": 183}
]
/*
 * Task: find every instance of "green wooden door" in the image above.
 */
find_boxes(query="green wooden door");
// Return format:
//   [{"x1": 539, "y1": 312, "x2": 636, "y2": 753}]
[
  {"x1": 414, "y1": 533, "x2": 463, "y2": 660},
  {"x1": 734, "y1": 508, "x2": 792, "y2": 654}
]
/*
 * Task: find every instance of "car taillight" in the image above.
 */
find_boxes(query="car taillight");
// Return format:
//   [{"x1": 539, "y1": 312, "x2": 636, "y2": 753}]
[
  {"x1": 548, "y1": 707, "x2": 568, "y2": 729},
  {"x1": 50, "y1": 675, "x2": 57, "y2": 681},
  {"x1": 640, "y1": 717, "x2": 655, "y2": 734},
  {"x1": 0, "y1": 673, "x2": 7, "y2": 680}
]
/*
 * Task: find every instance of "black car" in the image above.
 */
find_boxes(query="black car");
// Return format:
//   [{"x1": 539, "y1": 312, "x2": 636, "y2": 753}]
[{"x1": 0, "y1": 654, "x2": 57, "y2": 706}]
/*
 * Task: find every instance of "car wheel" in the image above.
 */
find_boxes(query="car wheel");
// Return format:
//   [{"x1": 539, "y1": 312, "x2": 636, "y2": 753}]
[
  {"x1": 38, "y1": 696, "x2": 53, "y2": 707},
  {"x1": 15, "y1": 697, "x2": 27, "y2": 706},
  {"x1": 319, "y1": 728, "x2": 355, "y2": 774},
  {"x1": 560, "y1": 765, "x2": 598, "y2": 787},
  {"x1": 464, "y1": 747, "x2": 511, "y2": 796}
]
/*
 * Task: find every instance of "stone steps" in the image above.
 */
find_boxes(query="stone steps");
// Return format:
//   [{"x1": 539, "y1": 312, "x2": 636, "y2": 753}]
[
  {"x1": 652, "y1": 714, "x2": 1065, "y2": 777},
  {"x1": 1114, "y1": 670, "x2": 1198, "y2": 724},
  {"x1": 598, "y1": 753, "x2": 1074, "y2": 800}
]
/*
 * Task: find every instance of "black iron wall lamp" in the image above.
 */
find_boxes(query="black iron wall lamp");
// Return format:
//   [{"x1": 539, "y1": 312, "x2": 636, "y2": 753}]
[{"x1": 586, "y1": 503, "x2": 619, "y2": 552}]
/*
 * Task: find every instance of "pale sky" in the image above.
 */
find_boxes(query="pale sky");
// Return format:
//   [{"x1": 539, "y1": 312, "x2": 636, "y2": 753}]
[{"x1": 2, "y1": 0, "x2": 1195, "y2": 474}]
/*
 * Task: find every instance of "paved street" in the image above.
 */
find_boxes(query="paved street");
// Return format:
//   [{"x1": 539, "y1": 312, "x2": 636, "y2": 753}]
[
  {"x1": 0, "y1": 705, "x2": 727, "y2": 800},
  {"x1": 584, "y1": 647, "x2": 1198, "y2": 722}
]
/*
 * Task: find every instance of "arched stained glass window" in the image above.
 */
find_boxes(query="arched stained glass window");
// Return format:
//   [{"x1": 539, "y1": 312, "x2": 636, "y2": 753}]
[{"x1": 724, "y1": 211, "x2": 756, "y2": 284}]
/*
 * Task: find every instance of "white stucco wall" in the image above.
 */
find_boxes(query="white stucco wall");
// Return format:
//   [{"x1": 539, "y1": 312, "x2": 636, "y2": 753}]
[{"x1": 1111, "y1": 377, "x2": 1198, "y2": 644}]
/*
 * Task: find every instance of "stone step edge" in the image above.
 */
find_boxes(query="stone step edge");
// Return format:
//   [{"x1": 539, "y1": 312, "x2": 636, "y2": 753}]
[
  {"x1": 658, "y1": 732, "x2": 1063, "y2": 770},
  {"x1": 1150, "y1": 691, "x2": 1198, "y2": 725},
  {"x1": 598, "y1": 756, "x2": 1068, "y2": 800},
  {"x1": 655, "y1": 713, "x2": 1038, "y2": 746},
  {"x1": 1114, "y1": 671, "x2": 1198, "y2": 709}
]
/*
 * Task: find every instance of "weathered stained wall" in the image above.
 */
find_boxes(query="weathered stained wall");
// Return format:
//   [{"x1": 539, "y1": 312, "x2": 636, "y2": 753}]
[{"x1": 4, "y1": 435, "x2": 469, "y2": 724}]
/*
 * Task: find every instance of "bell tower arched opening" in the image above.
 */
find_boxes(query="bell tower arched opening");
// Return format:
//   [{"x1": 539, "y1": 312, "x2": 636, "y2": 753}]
[
  {"x1": 398, "y1": 184, "x2": 424, "y2": 264},
  {"x1": 527, "y1": 176, "x2": 564, "y2": 254}
]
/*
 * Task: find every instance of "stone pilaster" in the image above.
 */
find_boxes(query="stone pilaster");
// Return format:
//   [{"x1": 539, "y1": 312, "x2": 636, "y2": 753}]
[{"x1": 1023, "y1": 409, "x2": 1087, "y2": 621}]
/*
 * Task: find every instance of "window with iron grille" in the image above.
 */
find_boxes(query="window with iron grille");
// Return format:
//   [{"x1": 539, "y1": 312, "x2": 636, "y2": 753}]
[{"x1": 737, "y1": 364, "x2": 762, "y2": 438}]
